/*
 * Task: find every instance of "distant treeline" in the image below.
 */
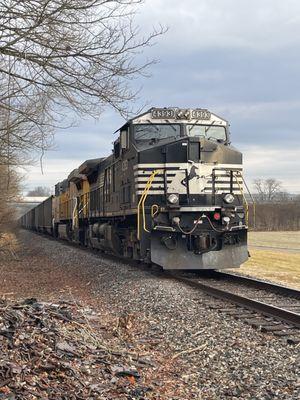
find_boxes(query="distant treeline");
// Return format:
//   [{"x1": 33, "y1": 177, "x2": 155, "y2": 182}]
[{"x1": 248, "y1": 203, "x2": 300, "y2": 231}]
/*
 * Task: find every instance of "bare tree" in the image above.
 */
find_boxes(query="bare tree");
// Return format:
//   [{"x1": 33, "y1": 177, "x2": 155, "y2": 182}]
[
  {"x1": 248, "y1": 203, "x2": 300, "y2": 231},
  {"x1": 0, "y1": 2, "x2": 164, "y2": 160},
  {"x1": 0, "y1": 162, "x2": 20, "y2": 232},
  {"x1": 0, "y1": 1, "x2": 164, "y2": 226},
  {"x1": 0, "y1": 0, "x2": 164, "y2": 124},
  {"x1": 253, "y1": 178, "x2": 287, "y2": 203},
  {"x1": 275, "y1": 191, "x2": 293, "y2": 203},
  {"x1": 27, "y1": 186, "x2": 51, "y2": 197},
  {"x1": 294, "y1": 194, "x2": 300, "y2": 202}
]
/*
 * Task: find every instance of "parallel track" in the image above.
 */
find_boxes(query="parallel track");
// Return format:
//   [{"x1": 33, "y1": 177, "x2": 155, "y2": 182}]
[
  {"x1": 213, "y1": 271, "x2": 300, "y2": 299},
  {"x1": 171, "y1": 271, "x2": 300, "y2": 343}
]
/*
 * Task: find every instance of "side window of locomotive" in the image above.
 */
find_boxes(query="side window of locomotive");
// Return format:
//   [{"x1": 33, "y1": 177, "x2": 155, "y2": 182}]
[
  {"x1": 114, "y1": 139, "x2": 120, "y2": 158},
  {"x1": 134, "y1": 124, "x2": 181, "y2": 147},
  {"x1": 120, "y1": 128, "x2": 130, "y2": 152},
  {"x1": 112, "y1": 164, "x2": 116, "y2": 192},
  {"x1": 105, "y1": 167, "x2": 112, "y2": 202}
]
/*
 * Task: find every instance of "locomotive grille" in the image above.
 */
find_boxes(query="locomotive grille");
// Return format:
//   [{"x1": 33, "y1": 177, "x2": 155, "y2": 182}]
[{"x1": 134, "y1": 163, "x2": 243, "y2": 195}]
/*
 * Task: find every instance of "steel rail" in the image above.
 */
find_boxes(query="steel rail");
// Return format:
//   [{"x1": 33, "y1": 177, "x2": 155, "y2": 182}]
[
  {"x1": 171, "y1": 274, "x2": 300, "y2": 329},
  {"x1": 212, "y1": 271, "x2": 300, "y2": 299},
  {"x1": 23, "y1": 230, "x2": 300, "y2": 328}
]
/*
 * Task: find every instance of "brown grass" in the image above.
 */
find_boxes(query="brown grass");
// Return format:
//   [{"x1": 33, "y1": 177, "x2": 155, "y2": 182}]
[
  {"x1": 248, "y1": 231, "x2": 300, "y2": 249},
  {"x1": 0, "y1": 231, "x2": 20, "y2": 259},
  {"x1": 237, "y1": 250, "x2": 300, "y2": 289},
  {"x1": 227, "y1": 231, "x2": 300, "y2": 289}
]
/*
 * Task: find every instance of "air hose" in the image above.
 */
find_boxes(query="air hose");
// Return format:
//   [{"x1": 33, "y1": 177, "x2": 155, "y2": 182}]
[{"x1": 175, "y1": 214, "x2": 228, "y2": 235}]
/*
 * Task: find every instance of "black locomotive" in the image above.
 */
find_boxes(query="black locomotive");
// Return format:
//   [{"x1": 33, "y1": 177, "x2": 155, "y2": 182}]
[{"x1": 21, "y1": 107, "x2": 248, "y2": 269}]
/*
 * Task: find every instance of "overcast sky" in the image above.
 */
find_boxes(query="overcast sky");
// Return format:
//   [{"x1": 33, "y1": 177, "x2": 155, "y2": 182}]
[{"x1": 23, "y1": 0, "x2": 300, "y2": 194}]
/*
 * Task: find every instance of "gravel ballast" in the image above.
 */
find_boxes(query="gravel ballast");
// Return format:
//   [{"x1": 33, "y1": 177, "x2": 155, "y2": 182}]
[{"x1": 0, "y1": 230, "x2": 299, "y2": 399}]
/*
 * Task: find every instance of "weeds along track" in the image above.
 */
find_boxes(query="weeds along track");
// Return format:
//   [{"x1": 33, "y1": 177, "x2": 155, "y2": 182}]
[{"x1": 170, "y1": 271, "x2": 300, "y2": 344}]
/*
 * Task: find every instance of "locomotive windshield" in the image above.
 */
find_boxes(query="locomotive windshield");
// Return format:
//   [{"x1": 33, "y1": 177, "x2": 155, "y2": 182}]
[
  {"x1": 187, "y1": 124, "x2": 226, "y2": 142},
  {"x1": 133, "y1": 122, "x2": 227, "y2": 146},
  {"x1": 134, "y1": 124, "x2": 180, "y2": 144}
]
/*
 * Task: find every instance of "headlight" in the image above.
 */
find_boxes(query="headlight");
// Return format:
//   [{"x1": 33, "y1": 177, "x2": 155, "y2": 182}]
[
  {"x1": 223, "y1": 193, "x2": 235, "y2": 204},
  {"x1": 167, "y1": 193, "x2": 179, "y2": 204}
]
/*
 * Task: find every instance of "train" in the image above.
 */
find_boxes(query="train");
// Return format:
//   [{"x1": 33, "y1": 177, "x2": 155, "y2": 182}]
[{"x1": 20, "y1": 107, "x2": 248, "y2": 270}]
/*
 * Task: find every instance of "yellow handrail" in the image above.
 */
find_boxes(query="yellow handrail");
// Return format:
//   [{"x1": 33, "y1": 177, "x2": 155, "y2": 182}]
[
  {"x1": 234, "y1": 173, "x2": 249, "y2": 225},
  {"x1": 137, "y1": 170, "x2": 159, "y2": 240},
  {"x1": 234, "y1": 171, "x2": 256, "y2": 228}
]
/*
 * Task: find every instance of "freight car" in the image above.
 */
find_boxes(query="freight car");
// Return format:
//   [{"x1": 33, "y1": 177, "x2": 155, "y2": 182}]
[
  {"x1": 21, "y1": 107, "x2": 248, "y2": 270},
  {"x1": 22, "y1": 196, "x2": 53, "y2": 235}
]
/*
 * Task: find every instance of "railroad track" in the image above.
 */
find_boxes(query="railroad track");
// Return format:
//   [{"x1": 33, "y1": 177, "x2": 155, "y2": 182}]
[
  {"x1": 28, "y1": 230, "x2": 300, "y2": 344},
  {"x1": 171, "y1": 271, "x2": 300, "y2": 344}
]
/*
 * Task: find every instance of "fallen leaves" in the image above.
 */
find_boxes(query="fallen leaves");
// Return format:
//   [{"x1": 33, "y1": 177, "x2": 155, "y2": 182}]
[{"x1": 0, "y1": 298, "x2": 157, "y2": 399}]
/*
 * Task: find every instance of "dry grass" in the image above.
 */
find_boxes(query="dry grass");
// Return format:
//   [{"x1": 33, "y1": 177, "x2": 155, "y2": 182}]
[
  {"x1": 227, "y1": 231, "x2": 300, "y2": 289},
  {"x1": 0, "y1": 231, "x2": 20, "y2": 259},
  {"x1": 237, "y1": 249, "x2": 300, "y2": 289},
  {"x1": 248, "y1": 231, "x2": 300, "y2": 250}
]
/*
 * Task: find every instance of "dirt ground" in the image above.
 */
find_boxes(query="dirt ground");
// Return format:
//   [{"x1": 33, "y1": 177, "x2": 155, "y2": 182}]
[{"x1": 229, "y1": 231, "x2": 300, "y2": 289}]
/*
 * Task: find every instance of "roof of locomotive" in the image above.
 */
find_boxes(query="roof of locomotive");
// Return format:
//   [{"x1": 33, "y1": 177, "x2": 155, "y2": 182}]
[
  {"x1": 119, "y1": 107, "x2": 228, "y2": 129},
  {"x1": 78, "y1": 157, "x2": 105, "y2": 175},
  {"x1": 67, "y1": 168, "x2": 86, "y2": 183}
]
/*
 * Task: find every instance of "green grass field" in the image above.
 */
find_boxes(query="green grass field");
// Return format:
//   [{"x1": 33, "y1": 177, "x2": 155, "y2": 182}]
[{"x1": 228, "y1": 231, "x2": 300, "y2": 289}]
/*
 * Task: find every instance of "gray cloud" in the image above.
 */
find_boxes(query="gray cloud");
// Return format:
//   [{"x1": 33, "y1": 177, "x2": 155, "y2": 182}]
[
  {"x1": 24, "y1": 0, "x2": 300, "y2": 193},
  {"x1": 139, "y1": 0, "x2": 300, "y2": 52}
]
